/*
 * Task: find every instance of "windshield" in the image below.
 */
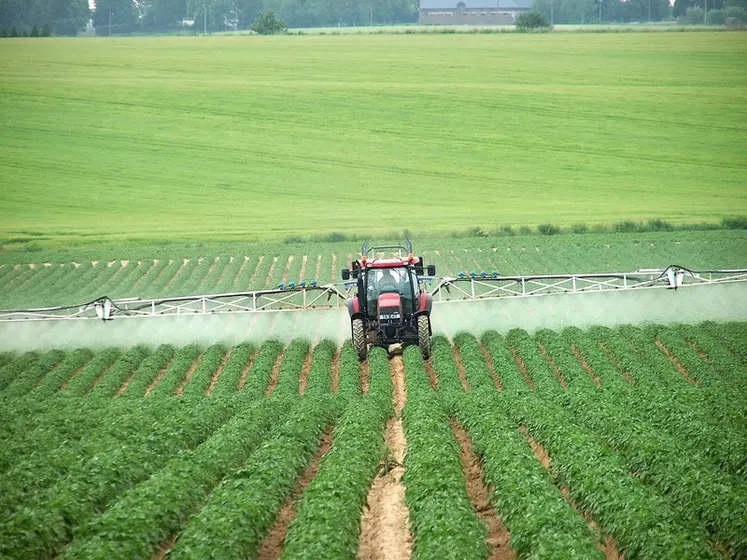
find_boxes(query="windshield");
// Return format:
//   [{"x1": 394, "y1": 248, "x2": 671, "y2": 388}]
[{"x1": 366, "y1": 267, "x2": 419, "y2": 313}]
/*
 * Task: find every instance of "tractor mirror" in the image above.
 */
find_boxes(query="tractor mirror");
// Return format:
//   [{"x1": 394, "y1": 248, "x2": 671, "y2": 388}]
[
  {"x1": 341, "y1": 268, "x2": 350, "y2": 281},
  {"x1": 427, "y1": 264, "x2": 436, "y2": 276}
]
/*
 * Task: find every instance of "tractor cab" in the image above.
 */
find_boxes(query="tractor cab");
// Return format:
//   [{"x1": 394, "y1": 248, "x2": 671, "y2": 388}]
[{"x1": 341, "y1": 240, "x2": 436, "y2": 361}]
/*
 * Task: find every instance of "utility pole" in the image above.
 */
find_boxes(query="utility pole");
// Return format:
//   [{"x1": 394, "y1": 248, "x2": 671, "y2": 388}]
[
  {"x1": 108, "y1": 7, "x2": 111, "y2": 36},
  {"x1": 203, "y1": 6, "x2": 207, "y2": 34},
  {"x1": 370, "y1": 3, "x2": 373, "y2": 26},
  {"x1": 704, "y1": 0, "x2": 707, "y2": 23},
  {"x1": 550, "y1": 0, "x2": 554, "y2": 24},
  {"x1": 598, "y1": 0, "x2": 602, "y2": 22},
  {"x1": 648, "y1": 0, "x2": 651, "y2": 21}
]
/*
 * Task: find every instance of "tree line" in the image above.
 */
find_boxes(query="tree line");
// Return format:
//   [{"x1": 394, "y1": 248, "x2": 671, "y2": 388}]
[
  {"x1": 0, "y1": 0, "x2": 89, "y2": 35},
  {"x1": 91, "y1": 0, "x2": 417, "y2": 34},
  {"x1": 1, "y1": 0, "x2": 744, "y2": 35}
]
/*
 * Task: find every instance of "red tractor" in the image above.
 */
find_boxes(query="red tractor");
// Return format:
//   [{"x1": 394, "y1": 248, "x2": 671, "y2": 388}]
[{"x1": 341, "y1": 240, "x2": 436, "y2": 361}]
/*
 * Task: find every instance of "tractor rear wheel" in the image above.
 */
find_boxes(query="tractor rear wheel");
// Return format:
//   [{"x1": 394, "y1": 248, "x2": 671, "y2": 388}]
[
  {"x1": 352, "y1": 318, "x2": 367, "y2": 361},
  {"x1": 418, "y1": 315, "x2": 431, "y2": 359}
]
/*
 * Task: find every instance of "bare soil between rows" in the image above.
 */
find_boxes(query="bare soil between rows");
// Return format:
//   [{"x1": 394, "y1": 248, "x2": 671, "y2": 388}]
[{"x1": 358, "y1": 356, "x2": 411, "y2": 560}]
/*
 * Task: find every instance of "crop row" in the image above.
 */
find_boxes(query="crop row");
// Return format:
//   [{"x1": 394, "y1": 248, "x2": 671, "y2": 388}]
[
  {"x1": 280, "y1": 347, "x2": 391, "y2": 559},
  {"x1": 567, "y1": 327, "x2": 747, "y2": 478},
  {"x1": 504, "y1": 328, "x2": 747, "y2": 557},
  {"x1": 1, "y1": 395, "x2": 238, "y2": 557},
  {"x1": 3, "y1": 229, "x2": 743, "y2": 309},
  {"x1": 166, "y1": 395, "x2": 338, "y2": 559},
  {"x1": 427, "y1": 338, "x2": 603, "y2": 559},
  {"x1": 61, "y1": 395, "x2": 294, "y2": 559},
  {"x1": 1, "y1": 322, "x2": 745, "y2": 558},
  {"x1": 445, "y1": 336, "x2": 725, "y2": 559},
  {"x1": 401, "y1": 346, "x2": 488, "y2": 559}
]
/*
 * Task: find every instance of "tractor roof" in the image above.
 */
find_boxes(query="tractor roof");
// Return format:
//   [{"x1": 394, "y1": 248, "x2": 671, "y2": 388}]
[{"x1": 360, "y1": 256, "x2": 420, "y2": 268}]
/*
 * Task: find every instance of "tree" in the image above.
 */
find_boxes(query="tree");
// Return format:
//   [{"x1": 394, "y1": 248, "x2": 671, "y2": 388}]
[
  {"x1": 41, "y1": 22, "x2": 51, "y2": 34},
  {"x1": 515, "y1": 10, "x2": 551, "y2": 27},
  {"x1": 0, "y1": 0, "x2": 88, "y2": 33},
  {"x1": 725, "y1": 4, "x2": 746, "y2": 18},
  {"x1": 93, "y1": 0, "x2": 137, "y2": 31},
  {"x1": 251, "y1": 8, "x2": 283, "y2": 32},
  {"x1": 30, "y1": 22, "x2": 39, "y2": 34},
  {"x1": 10, "y1": 23, "x2": 17, "y2": 35},
  {"x1": 680, "y1": 4, "x2": 704, "y2": 21}
]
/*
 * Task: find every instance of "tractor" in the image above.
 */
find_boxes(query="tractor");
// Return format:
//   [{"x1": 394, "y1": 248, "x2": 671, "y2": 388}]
[{"x1": 341, "y1": 240, "x2": 436, "y2": 361}]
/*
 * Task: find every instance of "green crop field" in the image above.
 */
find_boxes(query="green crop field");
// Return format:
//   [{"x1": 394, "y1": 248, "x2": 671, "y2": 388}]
[
  {"x1": 1, "y1": 29, "x2": 746, "y2": 560},
  {"x1": 0, "y1": 322, "x2": 746, "y2": 559},
  {"x1": 1, "y1": 32, "x2": 746, "y2": 246},
  {"x1": 1, "y1": 229, "x2": 745, "y2": 309}
]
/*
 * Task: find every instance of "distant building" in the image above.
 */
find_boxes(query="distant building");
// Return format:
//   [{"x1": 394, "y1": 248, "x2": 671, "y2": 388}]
[{"x1": 419, "y1": 0, "x2": 533, "y2": 25}]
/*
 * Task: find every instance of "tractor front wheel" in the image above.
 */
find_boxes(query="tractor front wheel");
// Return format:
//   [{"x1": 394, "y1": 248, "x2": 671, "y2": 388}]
[
  {"x1": 352, "y1": 318, "x2": 367, "y2": 361},
  {"x1": 418, "y1": 315, "x2": 431, "y2": 360}
]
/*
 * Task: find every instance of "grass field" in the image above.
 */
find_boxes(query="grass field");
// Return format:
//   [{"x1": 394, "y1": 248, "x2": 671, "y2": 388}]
[
  {"x1": 1, "y1": 323, "x2": 746, "y2": 559},
  {"x1": 1, "y1": 32, "x2": 746, "y2": 246}
]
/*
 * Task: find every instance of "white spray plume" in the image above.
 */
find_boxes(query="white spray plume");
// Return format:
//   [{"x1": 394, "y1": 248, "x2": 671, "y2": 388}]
[{"x1": 1, "y1": 283, "x2": 745, "y2": 352}]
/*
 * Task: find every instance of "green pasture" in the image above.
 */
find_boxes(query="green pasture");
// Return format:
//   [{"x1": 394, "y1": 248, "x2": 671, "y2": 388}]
[{"x1": 1, "y1": 32, "x2": 746, "y2": 247}]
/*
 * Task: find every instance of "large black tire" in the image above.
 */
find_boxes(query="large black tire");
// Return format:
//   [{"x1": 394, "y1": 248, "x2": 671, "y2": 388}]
[
  {"x1": 352, "y1": 318, "x2": 367, "y2": 361},
  {"x1": 418, "y1": 315, "x2": 431, "y2": 360}
]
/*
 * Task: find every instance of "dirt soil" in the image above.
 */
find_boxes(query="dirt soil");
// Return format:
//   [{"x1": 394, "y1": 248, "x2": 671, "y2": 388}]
[
  {"x1": 175, "y1": 354, "x2": 203, "y2": 396},
  {"x1": 263, "y1": 256, "x2": 279, "y2": 287},
  {"x1": 360, "y1": 360, "x2": 369, "y2": 393},
  {"x1": 330, "y1": 350, "x2": 340, "y2": 393},
  {"x1": 509, "y1": 347, "x2": 535, "y2": 390},
  {"x1": 358, "y1": 356, "x2": 411, "y2": 560},
  {"x1": 451, "y1": 420, "x2": 515, "y2": 560},
  {"x1": 297, "y1": 348, "x2": 315, "y2": 395},
  {"x1": 151, "y1": 532, "x2": 178, "y2": 560},
  {"x1": 570, "y1": 345, "x2": 601, "y2": 387},
  {"x1": 145, "y1": 358, "x2": 173, "y2": 397},
  {"x1": 205, "y1": 349, "x2": 233, "y2": 395},
  {"x1": 390, "y1": 356, "x2": 406, "y2": 414},
  {"x1": 451, "y1": 343, "x2": 470, "y2": 391},
  {"x1": 479, "y1": 342, "x2": 503, "y2": 390},
  {"x1": 264, "y1": 350, "x2": 285, "y2": 396},
  {"x1": 298, "y1": 255, "x2": 308, "y2": 282},
  {"x1": 536, "y1": 344, "x2": 568, "y2": 388},
  {"x1": 236, "y1": 350, "x2": 258, "y2": 392},
  {"x1": 424, "y1": 359, "x2": 438, "y2": 390},
  {"x1": 597, "y1": 344, "x2": 635, "y2": 385},
  {"x1": 655, "y1": 340, "x2": 696, "y2": 383},
  {"x1": 257, "y1": 427, "x2": 334, "y2": 560},
  {"x1": 58, "y1": 360, "x2": 92, "y2": 393},
  {"x1": 521, "y1": 428, "x2": 623, "y2": 560}
]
